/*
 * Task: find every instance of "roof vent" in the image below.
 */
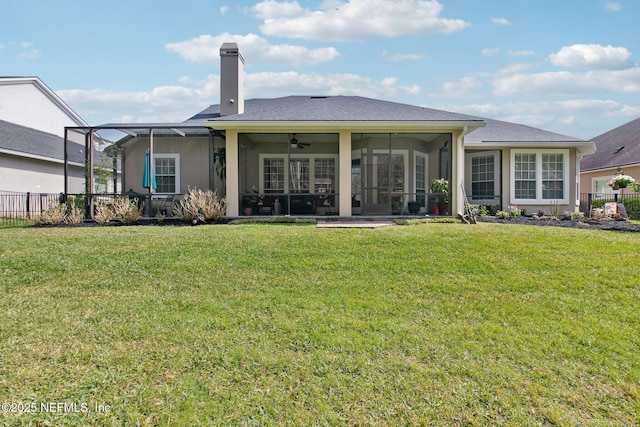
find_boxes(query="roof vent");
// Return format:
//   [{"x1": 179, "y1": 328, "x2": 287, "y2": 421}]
[
  {"x1": 310, "y1": 96, "x2": 328, "y2": 99},
  {"x1": 615, "y1": 146, "x2": 625, "y2": 153}
]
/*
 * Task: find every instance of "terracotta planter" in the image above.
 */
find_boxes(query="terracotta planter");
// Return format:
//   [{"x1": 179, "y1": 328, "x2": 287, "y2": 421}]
[{"x1": 429, "y1": 203, "x2": 439, "y2": 215}]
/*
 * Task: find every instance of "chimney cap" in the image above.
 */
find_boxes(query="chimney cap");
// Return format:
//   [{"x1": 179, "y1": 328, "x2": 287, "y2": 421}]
[{"x1": 220, "y1": 42, "x2": 238, "y2": 54}]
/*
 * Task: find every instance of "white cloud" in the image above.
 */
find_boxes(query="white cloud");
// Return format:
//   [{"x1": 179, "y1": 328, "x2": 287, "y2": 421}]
[
  {"x1": 58, "y1": 71, "x2": 421, "y2": 124},
  {"x1": 440, "y1": 98, "x2": 640, "y2": 138},
  {"x1": 165, "y1": 33, "x2": 340, "y2": 66},
  {"x1": 3, "y1": 41, "x2": 41, "y2": 59},
  {"x1": 381, "y1": 50, "x2": 425, "y2": 62},
  {"x1": 245, "y1": 71, "x2": 420, "y2": 99},
  {"x1": 253, "y1": 0, "x2": 471, "y2": 41},
  {"x1": 252, "y1": 0, "x2": 305, "y2": 19},
  {"x1": 490, "y1": 17, "x2": 512, "y2": 26},
  {"x1": 58, "y1": 81, "x2": 218, "y2": 124},
  {"x1": 550, "y1": 44, "x2": 633, "y2": 70},
  {"x1": 481, "y1": 48, "x2": 500, "y2": 57},
  {"x1": 492, "y1": 67, "x2": 640, "y2": 96},
  {"x1": 508, "y1": 50, "x2": 535, "y2": 57},
  {"x1": 19, "y1": 49, "x2": 41, "y2": 59},
  {"x1": 220, "y1": 6, "x2": 229, "y2": 15},
  {"x1": 430, "y1": 76, "x2": 482, "y2": 99},
  {"x1": 605, "y1": 2, "x2": 622, "y2": 11}
]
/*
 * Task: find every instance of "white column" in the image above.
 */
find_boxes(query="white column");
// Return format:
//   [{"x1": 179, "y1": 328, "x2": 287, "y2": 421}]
[
  {"x1": 339, "y1": 130, "x2": 352, "y2": 217},
  {"x1": 453, "y1": 127, "x2": 467, "y2": 215},
  {"x1": 226, "y1": 130, "x2": 240, "y2": 216}
]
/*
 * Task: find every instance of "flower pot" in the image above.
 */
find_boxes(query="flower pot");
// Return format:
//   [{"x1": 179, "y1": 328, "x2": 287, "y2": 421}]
[{"x1": 429, "y1": 202, "x2": 439, "y2": 215}]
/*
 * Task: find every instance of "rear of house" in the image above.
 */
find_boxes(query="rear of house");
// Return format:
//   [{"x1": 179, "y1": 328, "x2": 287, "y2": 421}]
[{"x1": 71, "y1": 43, "x2": 595, "y2": 218}]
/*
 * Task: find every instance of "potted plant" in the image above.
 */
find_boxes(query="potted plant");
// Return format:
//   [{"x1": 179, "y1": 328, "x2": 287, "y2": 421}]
[
  {"x1": 430, "y1": 178, "x2": 449, "y2": 214},
  {"x1": 608, "y1": 173, "x2": 636, "y2": 190}
]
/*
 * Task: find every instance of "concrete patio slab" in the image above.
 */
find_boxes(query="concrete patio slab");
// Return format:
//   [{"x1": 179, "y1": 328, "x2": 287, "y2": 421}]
[{"x1": 316, "y1": 220, "x2": 395, "y2": 229}]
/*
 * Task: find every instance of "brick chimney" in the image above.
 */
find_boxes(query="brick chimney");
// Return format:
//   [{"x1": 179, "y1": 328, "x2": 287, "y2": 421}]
[{"x1": 219, "y1": 42, "x2": 244, "y2": 116}]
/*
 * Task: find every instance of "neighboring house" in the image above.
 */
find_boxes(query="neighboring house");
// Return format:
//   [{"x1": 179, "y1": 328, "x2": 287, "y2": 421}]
[
  {"x1": 580, "y1": 117, "x2": 640, "y2": 195},
  {"x1": 73, "y1": 43, "x2": 595, "y2": 217},
  {"x1": 0, "y1": 76, "x2": 89, "y2": 193}
]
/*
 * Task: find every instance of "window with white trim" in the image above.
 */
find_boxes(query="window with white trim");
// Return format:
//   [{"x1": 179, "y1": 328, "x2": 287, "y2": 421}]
[
  {"x1": 465, "y1": 151, "x2": 500, "y2": 204},
  {"x1": 472, "y1": 155, "x2": 495, "y2": 199},
  {"x1": 514, "y1": 153, "x2": 537, "y2": 199},
  {"x1": 314, "y1": 158, "x2": 335, "y2": 193},
  {"x1": 511, "y1": 149, "x2": 569, "y2": 204},
  {"x1": 415, "y1": 153, "x2": 427, "y2": 194},
  {"x1": 263, "y1": 158, "x2": 285, "y2": 193},
  {"x1": 259, "y1": 154, "x2": 338, "y2": 194},
  {"x1": 154, "y1": 154, "x2": 180, "y2": 194}
]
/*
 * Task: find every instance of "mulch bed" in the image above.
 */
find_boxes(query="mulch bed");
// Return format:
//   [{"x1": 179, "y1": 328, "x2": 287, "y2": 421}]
[{"x1": 478, "y1": 216, "x2": 640, "y2": 232}]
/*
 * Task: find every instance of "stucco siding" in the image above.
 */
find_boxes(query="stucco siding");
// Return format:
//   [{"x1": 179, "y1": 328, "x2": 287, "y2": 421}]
[
  {"x1": 123, "y1": 136, "x2": 209, "y2": 194},
  {"x1": 0, "y1": 153, "x2": 82, "y2": 193}
]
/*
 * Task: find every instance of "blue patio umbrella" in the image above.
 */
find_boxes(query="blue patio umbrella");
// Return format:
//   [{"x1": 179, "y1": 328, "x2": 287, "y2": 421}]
[{"x1": 142, "y1": 148, "x2": 157, "y2": 189}]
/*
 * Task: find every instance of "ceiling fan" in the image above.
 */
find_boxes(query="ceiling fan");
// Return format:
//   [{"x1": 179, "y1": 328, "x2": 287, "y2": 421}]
[{"x1": 290, "y1": 134, "x2": 310, "y2": 149}]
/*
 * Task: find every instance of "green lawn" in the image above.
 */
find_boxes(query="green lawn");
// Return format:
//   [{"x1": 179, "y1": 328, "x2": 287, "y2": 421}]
[{"x1": 0, "y1": 223, "x2": 638, "y2": 426}]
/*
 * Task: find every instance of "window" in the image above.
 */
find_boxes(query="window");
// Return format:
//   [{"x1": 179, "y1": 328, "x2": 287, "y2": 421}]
[
  {"x1": 465, "y1": 151, "x2": 500, "y2": 203},
  {"x1": 289, "y1": 158, "x2": 310, "y2": 193},
  {"x1": 594, "y1": 177, "x2": 617, "y2": 195},
  {"x1": 154, "y1": 154, "x2": 180, "y2": 194},
  {"x1": 514, "y1": 153, "x2": 537, "y2": 199},
  {"x1": 260, "y1": 155, "x2": 338, "y2": 194},
  {"x1": 542, "y1": 154, "x2": 564, "y2": 199},
  {"x1": 376, "y1": 154, "x2": 405, "y2": 192},
  {"x1": 314, "y1": 158, "x2": 335, "y2": 193},
  {"x1": 471, "y1": 155, "x2": 495, "y2": 199},
  {"x1": 263, "y1": 158, "x2": 285, "y2": 193},
  {"x1": 510, "y1": 150, "x2": 569, "y2": 204},
  {"x1": 414, "y1": 152, "x2": 427, "y2": 204}
]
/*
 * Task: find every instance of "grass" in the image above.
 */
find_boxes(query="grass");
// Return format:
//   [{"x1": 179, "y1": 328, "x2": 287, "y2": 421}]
[{"x1": 0, "y1": 223, "x2": 638, "y2": 426}]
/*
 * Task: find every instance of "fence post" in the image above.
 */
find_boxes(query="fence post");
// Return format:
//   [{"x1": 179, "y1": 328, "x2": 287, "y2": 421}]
[
  {"x1": 26, "y1": 192, "x2": 31, "y2": 219},
  {"x1": 587, "y1": 193, "x2": 593, "y2": 218}
]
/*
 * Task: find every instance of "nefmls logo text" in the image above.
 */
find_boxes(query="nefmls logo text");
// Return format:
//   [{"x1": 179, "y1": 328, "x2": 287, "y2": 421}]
[{"x1": 40, "y1": 402, "x2": 89, "y2": 413}]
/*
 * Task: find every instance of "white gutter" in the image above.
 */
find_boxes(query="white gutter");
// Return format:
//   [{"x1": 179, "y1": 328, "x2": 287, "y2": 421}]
[
  {"x1": 464, "y1": 140, "x2": 596, "y2": 155},
  {"x1": 205, "y1": 120, "x2": 486, "y2": 132},
  {"x1": 0, "y1": 147, "x2": 84, "y2": 167}
]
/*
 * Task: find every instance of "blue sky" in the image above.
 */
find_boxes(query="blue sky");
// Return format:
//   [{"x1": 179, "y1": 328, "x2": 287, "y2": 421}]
[{"x1": 1, "y1": 0, "x2": 638, "y2": 139}]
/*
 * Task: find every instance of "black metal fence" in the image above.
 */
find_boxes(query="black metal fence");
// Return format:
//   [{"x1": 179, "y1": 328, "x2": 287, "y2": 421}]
[
  {"x1": 580, "y1": 193, "x2": 640, "y2": 219},
  {"x1": 0, "y1": 191, "x2": 66, "y2": 226},
  {"x1": 0, "y1": 191, "x2": 161, "y2": 226}
]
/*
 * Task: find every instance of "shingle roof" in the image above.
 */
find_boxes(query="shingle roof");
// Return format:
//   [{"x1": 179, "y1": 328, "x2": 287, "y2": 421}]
[
  {"x1": 580, "y1": 117, "x2": 640, "y2": 171},
  {"x1": 465, "y1": 117, "x2": 586, "y2": 143},
  {"x1": 187, "y1": 96, "x2": 483, "y2": 123},
  {"x1": 0, "y1": 119, "x2": 85, "y2": 163}
]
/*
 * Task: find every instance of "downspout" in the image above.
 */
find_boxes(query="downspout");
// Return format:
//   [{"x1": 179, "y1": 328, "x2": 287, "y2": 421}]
[
  {"x1": 64, "y1": 127, "x2": 68, "y2": 196},
  {"x1": 148, "y1": 129, "x2": 154, "y2": 217},
  {"x1": 455, "y1": 126, "x2": 471, "y2": 216},
  {"x1": 209, "y1": 130, "x2": 215, "y2": 191}
]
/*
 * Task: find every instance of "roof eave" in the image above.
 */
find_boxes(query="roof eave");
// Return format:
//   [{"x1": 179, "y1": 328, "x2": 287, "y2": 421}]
[
  {"x1": 0, "y1": 147, "x2": 84, "y2": 166},
  {"x1": 465, "y1": 140, "x2": 596, "y2": 155},
  {"x1": 205, "y1": 120, "x2": 486, "y2": 132}
]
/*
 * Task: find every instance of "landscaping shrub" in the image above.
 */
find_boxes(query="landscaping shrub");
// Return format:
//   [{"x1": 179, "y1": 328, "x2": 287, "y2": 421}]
[
  {"x1": 34, "y1": 203, "x2": 67, "y2": 225},
  {"x1": 111, "y1": 197, "x2": 141, "y2": 224},
  {"x1": 64, "y1": 203, "x2": 84, "y2": 224},
  {"x1": 33, "y1": 201, "x2": 85, "y2": 225},
  {"x1": 94, "y1": 201, "x2": 113, "y2": 224},
  {"x1": 172, "y1": 188, "x2": 226, "y2": 223}
]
